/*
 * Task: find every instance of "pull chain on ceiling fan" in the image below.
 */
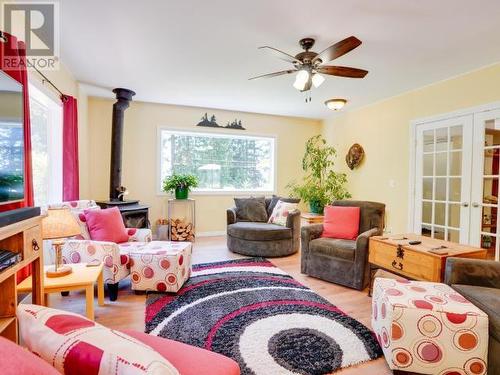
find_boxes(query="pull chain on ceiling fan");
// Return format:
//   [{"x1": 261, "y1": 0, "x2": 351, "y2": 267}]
[{"x1": 249, "y1": 36, "x2": 368, "y2": 93}]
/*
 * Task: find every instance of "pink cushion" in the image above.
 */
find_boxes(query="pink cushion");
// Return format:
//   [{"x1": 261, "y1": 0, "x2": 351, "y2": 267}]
[
  {"x1": 123, "y1": 330, "x2": 240, "y2": 375},
  {"x1": 0, "y1": 336, "x2": 59, "y2": 375},
  {"x1": 322, "y1": 205, "x2": 360, "y2": 240},
  {"x1": 17, "y1": 304, "x2": 179, "y2": 375},
  {"x1": 84, "y1": 206, "x2": 129, "y2": 243}
]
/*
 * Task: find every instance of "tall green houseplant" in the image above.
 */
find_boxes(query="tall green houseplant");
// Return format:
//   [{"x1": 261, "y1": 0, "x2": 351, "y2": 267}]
[{"x1": 288, "y1": 135, "x2": 351, "y2": 214}]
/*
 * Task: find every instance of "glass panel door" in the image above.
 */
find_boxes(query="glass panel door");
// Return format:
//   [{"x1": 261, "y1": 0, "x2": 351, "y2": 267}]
[
  {"x1": 414, "y1": 115, "x2": 473, "y2": 243},
  {"x1": 471, "y1": 110, "x2": 500, "y2": 260}
]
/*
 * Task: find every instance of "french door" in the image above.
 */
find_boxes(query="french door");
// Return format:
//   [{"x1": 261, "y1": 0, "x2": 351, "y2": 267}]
[
  {"x1": 414, "y1": 115, "x2": 474, "y2": 244},
  {"x1": 413, "y1": 106, "x2": 500, "y2": 260},
  {"x1": 470, "y1": 109, "x2": 500, "y2": 260}
]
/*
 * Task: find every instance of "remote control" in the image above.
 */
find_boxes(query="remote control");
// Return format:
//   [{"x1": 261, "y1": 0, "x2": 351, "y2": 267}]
[{"x1": 409, "y1": 240, "x2": 422, "y2": 245}]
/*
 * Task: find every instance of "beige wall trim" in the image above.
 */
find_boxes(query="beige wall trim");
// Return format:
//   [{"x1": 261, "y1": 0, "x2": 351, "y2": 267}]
[{"x1": 197, "y1": 231, "x2": 227, "y2": 237}]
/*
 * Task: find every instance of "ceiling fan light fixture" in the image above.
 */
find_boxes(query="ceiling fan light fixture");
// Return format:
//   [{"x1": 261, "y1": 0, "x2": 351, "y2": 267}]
[
  {"x1": 325, "y1": 98, "x2": 347, "y2": 111},
  {"x1": 293, "y1": 69, "x2": 310, "y2": 91},
  {"x1": 312, "y1": 73, "x2": 325, "y2": 88}
]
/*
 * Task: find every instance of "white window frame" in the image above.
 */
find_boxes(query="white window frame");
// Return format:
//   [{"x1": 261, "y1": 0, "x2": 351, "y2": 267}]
[
  {"x1": 29, "y1": 81, "x2": 63, "y2": 206},
  {"x1": 157, "y1": 126, "x2": 277, "y2": 196}
]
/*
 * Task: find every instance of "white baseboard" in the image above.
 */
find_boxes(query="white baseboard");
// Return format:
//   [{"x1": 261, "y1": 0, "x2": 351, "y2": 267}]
[{"x1": 197, "y1": 231, "x2": 226, "y2": 237}]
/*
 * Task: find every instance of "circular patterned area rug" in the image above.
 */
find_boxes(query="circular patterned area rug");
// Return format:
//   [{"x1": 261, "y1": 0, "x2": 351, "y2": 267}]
[{"x1": 145, "y1": 257, "x2": 382, "y2": 375}]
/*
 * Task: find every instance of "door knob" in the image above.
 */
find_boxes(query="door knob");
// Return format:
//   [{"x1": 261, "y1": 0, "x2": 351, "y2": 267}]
[
  {"x1": 472, "y1": 202, "x2": 480, "y2": 208},
  {"x1": 461, "y1": 202, "x2": 469, "y2": 207}
]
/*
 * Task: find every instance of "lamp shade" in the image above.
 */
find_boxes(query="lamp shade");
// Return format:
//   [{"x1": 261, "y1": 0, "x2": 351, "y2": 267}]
[
  {"x1": 42, "y1": 208, "x2": 81, "y2": 240},
  {"x1": 312, "y1": 73, "x2": 325, "y2": 88},
  {"x1": 293, "y1": 69, "x2": 310, "y2": 91}
]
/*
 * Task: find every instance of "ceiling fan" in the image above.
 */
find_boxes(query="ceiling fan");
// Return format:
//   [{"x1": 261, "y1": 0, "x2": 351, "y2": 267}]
[{"x1": 249, "y1": 36, "x2": 368, "y2": 93}]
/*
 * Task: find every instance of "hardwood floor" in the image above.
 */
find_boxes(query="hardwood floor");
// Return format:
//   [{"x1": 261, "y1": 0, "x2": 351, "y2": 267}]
[{"x1": 45, "y1": 236, "x2": 392, "y2": 375}]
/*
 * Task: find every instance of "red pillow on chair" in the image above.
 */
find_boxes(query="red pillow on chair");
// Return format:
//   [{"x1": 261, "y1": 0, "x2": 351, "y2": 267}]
[
  {"x1": 84, "y1": 207, "x2": 129, "y2": 243},
  {"x1": 322, "y1": 205, "x2": 360, "y2": 240}
]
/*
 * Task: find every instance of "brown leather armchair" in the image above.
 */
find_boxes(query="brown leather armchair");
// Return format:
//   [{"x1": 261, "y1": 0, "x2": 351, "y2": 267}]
[
  {"x1": 445, "y1": 258, "x2": 500, "y2": 375},
  {"x1": 227, "y1": 197, "x2": 301, "y2": 257},
  {"x1": 301, "y1": 200, "x2": 385, "y2": 290}
]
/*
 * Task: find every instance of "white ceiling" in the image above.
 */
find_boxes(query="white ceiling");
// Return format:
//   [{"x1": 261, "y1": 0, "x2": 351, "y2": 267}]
[{"x1": 60, "y1": 0, "x2": 500, "y2": 119}]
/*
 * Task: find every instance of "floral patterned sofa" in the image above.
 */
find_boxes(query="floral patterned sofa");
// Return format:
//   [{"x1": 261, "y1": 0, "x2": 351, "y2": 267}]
[{"x1": 50, "y1": 200, "x2": 152, "y2": 301}]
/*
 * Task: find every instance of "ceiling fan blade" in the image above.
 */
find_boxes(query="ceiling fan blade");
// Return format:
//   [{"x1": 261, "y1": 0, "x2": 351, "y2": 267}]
[
  {"x1": 258, "y1": 46, "x2": 300, "y2": 64},
  {"x1": 316, "y1": 66, "x2": 368, "y2": 78},
  {"x1": 248, "y1": 69, "x2": 297, "y2": 80},
  {"x1": 312, "y1": 36, "x2": 362, "y2": 64}
]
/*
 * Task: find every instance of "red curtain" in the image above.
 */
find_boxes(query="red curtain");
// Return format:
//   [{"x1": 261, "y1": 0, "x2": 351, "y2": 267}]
[
  {"x1": 62, "y1": 95, "x2": 79, "y2": 201},
  {"x1": 0, "y1": 32, "x2": 34, "y2": 211},
  {"x1": 0, "y1": 32, "x2": 34, "y2": 282}
]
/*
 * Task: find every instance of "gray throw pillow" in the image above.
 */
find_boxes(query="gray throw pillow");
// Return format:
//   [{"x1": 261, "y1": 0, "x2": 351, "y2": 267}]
[
  {"x1": 267, "y1": 195, "x2": 301, "y2": 217},
  {"x1": 234, "y1": 197, "x2": 268, "y2": 222}
]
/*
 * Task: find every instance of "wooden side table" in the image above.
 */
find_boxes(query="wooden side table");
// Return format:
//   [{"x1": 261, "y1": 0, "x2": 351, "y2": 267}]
[
  {"x1": 368, "y1": 234, "x2": 487, "y2": 284},
  {"x1": 300, "y1": 212, "x2": 324, "y2": 225},
  {"x1": 18, "y1": 263, "x2": 105, "y2": 320}
]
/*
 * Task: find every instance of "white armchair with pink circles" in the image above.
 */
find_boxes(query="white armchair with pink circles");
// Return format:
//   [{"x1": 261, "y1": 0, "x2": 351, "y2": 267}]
[{"x1": 49, "y1": 200, "x2": 153, "y2": 301}]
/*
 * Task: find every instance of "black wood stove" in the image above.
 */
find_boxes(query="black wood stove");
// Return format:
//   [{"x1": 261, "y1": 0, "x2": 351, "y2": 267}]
[{"x1": 96, "y1": 88, "x2": 150, "y2": 228}]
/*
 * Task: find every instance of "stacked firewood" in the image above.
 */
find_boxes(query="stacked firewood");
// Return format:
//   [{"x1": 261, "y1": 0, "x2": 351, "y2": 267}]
[{"x1": 170, "y1": 218, "x2": 195, "y2": 242}]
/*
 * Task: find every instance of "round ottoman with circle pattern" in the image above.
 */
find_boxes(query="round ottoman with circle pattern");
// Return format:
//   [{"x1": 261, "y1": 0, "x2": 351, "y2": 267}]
[
  {"x1": 372, "y1": 277, "x2": 488, "y2": 375},
  {"x1": 128, "y1": 241, "x2": 192, "y2": 293}
]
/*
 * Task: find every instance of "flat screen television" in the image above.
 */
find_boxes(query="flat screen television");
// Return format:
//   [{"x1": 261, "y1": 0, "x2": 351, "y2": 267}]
[{"x1": 0, "y1": 70, "x2": 24, "y2": 205}]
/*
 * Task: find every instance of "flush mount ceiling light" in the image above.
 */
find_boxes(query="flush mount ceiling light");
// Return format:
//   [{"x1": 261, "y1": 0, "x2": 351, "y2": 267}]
[{"x1": 325, "y1": 98, "x2": 347, "y2": 111}]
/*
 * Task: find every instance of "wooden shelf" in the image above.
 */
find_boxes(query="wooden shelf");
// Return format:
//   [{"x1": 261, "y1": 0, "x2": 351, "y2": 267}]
[
  {"x1": 0, "y1": 258, "x2": 35, "y2": 284},
  {"x1": 0, "y1": 316, "x2": 15, "y2": 332},
  {"x1": 0, "y1": 215, "x2": 44, "y2": 343},
  {"x1": 0, "y1": 316, "x2": 17, "y2": 342}
]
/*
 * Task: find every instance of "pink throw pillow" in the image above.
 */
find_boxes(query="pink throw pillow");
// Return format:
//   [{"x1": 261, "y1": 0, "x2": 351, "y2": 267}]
[
  {"x1": 84, "y1": 207, "x2": 129, "y2": 243},
  {"x1": 17, "y1": 304, "x2": 179, "y2": 375},
  {"x1": 322, "y1": 205, "x2": 360, "y2": 240},
  {"x1": 0, "y1": 336, "x2": 59, "y2": 375}
]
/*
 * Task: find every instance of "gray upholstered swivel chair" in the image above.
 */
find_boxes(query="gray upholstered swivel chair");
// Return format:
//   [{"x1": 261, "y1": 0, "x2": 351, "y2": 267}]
[
  {"x1": 445, "y1": 258, "x2": 500, "y2": 375},
  {"x1": 301, "y1": 200, "x2": 385, "y2": 290},
  {"x1": 227, "y1": 197, "x2": 301, "y2": 257}
]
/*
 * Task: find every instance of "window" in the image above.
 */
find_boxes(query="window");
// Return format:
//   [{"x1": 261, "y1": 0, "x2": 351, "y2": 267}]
[
  {"x1": 29, "y1": 83, "x2": 63, "y2": 206},
  {"x1": 159, "y1": 129, "x2": 276, "y2": 193},
  {"x1": 0, "y1": 120, "x2": 24, "y2": 203}
]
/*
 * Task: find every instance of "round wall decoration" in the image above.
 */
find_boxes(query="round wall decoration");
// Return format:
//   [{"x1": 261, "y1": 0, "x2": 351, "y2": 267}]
[{"x1": 346, "y1": 143, "x2": 365, "y2": 170}]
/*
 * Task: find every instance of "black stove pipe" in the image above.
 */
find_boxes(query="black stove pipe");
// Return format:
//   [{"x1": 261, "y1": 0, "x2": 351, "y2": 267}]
[{"x1": 109, "y1": 88, "x2": 135, "y2": 201}]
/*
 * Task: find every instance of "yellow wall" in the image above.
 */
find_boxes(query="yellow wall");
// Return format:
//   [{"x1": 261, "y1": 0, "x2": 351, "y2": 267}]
[
  {"x1": 0, "y1": 91, "x2": 23, "y2": 119},
  {"x1": 85, "y1": 98, "x2": 322, "y2": 233},
  {"x1": 32, "y1": 62, "x2": 78, "y2": 97},
  {"x1": 322, "y1": 63, "x2": 500, "y2": 234}
]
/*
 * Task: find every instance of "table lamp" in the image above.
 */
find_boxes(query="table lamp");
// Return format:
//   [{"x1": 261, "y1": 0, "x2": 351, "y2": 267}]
[{"x1": 42, "y1": 207, "x2": 81, "y2": 278}]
